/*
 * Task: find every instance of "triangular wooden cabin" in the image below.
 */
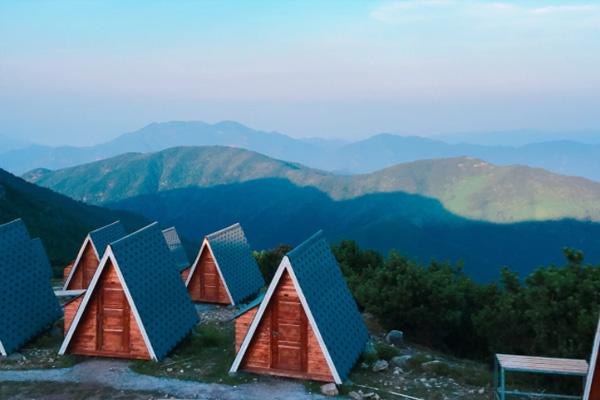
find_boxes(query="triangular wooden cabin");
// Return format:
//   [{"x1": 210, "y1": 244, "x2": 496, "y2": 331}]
[
  {"x1": 0, "y1": 219, "x2": 62, "y2": 356},
  {"x1": 63, "y1": 221, "x2": 127, "y2": 290},
  {"x1": 230, "y1": 231, "x2": 369, "y2": 384},
  {"x1": 584, "y1": 315, "x2": 600, "y2": 399},
  {"x1": 183, "y1": 223, "x2": 264, "y2": 305},
  {"x1": 59, "y1": 222, "x2": 198, "y2": 360},
  {"x1": 162, "y1": 227, "x2": 190, "y2": 273}
]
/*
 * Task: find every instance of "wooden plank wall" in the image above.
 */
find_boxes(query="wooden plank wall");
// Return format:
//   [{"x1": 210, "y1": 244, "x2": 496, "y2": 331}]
[
  {"x1": 187, "y1": 249, "x2": 230, "y2": 304},
  {"x1": 239, "y1": 271, "x2": 333, "y2": 382},
  {"x1": 64, "y1": 296, "x2": 83, "y2": 334},
  {"x1": 235, "y1": 307, "x2": 258, "y2": 352},
  {"x1": 66, "y1": 260, "x2": 150, "y2": 360},
  {"x1": 66, "y1": 242, "x2": 99, "y2": 290},
  {"x1": 181, "y1": 267, "x2": 190, "y2": 283},
  {"x1": 63, "y1": 261, "x2": 74, "y2": 283}
]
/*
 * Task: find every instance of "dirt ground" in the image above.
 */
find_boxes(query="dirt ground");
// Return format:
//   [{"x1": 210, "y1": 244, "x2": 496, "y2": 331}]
[{"x1": 0, "y1": 304, "x2": 497, "y2": 399}]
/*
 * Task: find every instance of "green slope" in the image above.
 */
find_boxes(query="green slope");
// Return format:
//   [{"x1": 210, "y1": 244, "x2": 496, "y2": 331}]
[
  {"x1": 0, "y1": 168, "x2": 148, "y2": 273},
  {"x1": 23, "y1": 146, "x2": 600, "y2": 223}
]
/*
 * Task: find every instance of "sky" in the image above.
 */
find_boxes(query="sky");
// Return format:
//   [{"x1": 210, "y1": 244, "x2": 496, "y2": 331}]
[{"x1": 1, "y1": 0, "x2": 600, "y2": 146}]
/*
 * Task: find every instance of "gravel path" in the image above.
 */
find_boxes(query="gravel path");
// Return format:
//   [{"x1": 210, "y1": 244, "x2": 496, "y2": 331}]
[{"x1": 0, "y1": 359, "x2": 329, "y2": 400}]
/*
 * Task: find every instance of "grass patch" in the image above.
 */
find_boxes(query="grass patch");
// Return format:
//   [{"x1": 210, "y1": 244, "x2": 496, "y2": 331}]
[
  {"x1": 131, "y1": 321, "x2": 250, "y2": 385},
  {"x1": 0, "y1": 321, "x2": 81, "y2": 370},
  {"x1": 374, "y1": 342, "x2": 401, "y2": 361}
]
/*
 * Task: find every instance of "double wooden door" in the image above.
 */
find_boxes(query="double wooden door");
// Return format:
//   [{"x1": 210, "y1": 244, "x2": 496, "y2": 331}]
[
  {"x1": 270, "y1": 275, "x2": 308, "y2": 373},
  {"x1": 97, "y1": 283, "x2": 130, "y2": 354},
  {"x1": 200, "y1": 258, "x2": 220, "y2": 302}
]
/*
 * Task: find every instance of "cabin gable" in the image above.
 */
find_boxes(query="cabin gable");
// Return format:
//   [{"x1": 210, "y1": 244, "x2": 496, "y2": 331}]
[
  {"x1": 235, "y1": 268, "x2": 334, "y2": 382},
  {"x1": 186, "y1": 242, "x2": 232, "y2": 305},
  {"x1": 65, "y1": 239, "x2": 100, "y2": 290},
  {"x1": 65, "y1": 257, "x2": 151, "y2": 359}
]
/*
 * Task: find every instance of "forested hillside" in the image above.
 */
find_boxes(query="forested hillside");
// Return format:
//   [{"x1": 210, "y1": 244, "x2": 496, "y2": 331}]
[
  {"x1": 0, "y1": 168, "x2": 147, "y2": 274},
  {"x1": 21, "y1": 147, "x2": 600, "y2": 281},
  {"x1": 24, "y1": 146, "x2": 600, "y2": 223}
]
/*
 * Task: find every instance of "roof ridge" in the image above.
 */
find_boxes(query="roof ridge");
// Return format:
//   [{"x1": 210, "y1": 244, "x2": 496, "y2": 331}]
[
  {"x1": 0, "y1": 218, "x2": 23, "y2": 231},
  {"x1": 162, "y1": 226, "x2": 176, "y2": 233},
  {"x1": 110, "y1": 222, "x2": 158, "y2": 247},
  {"x1": 287, "y1": 230, "x2": 324, "y2": 260},
  {"x1": 89, "y1": 220, "x2": 121, "y2": 235},
  {"x1": 206, "y1": 222, "x2": 241, "y2": 240}
]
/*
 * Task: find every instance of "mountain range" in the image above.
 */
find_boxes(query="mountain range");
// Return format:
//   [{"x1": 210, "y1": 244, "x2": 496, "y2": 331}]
[
  {"x1": 0, "y1": 168, "x2": 147, "y2": 272},
  {"x1": 23, "y1": 146, "x2": 600, "y2": 281},
  {"x1": 3, "y1": 121, "x2": 600, "y2": 181}
]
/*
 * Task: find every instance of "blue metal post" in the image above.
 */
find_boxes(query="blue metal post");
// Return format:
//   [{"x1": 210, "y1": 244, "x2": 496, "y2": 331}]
[
  {"x1": 494, "y1": 357, "x2": 499, "y2": 400},
  {"x1": 500, "y1": 367, "x2": 506, "y2": 400}
]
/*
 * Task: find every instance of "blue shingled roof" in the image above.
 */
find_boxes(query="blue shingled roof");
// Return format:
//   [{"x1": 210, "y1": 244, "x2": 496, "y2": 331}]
[
  {"x1": 0, "y1": 219, "x2": 62, "y2": 355},
  {"x1": 89, "y1": 221, "x2": 126, "y2": 256},
  {"x1": 286, "y1": 230, "x2": 369, "y2": 382},
  {"x1": 31, "y1": 238, "x2": 53, "y2": 280},
  {"x1": 205, "y1": 223, "x2": 265, "y2": 304},
  {"x1": 232, "y1": 292, "x2": 265, "y2": 320},
  {"x1": 109, "y1": 222, "x2": 199, "y2": 360},
  {"x1": 162, "y1": 227, "x2": 189, "y2": 272}
]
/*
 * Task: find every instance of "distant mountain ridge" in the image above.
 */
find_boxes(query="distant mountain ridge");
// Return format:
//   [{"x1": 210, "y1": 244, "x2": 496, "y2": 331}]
[
  {"x1": 24, "y1": 146, "x2": 600, "y2": 224},
  {"x1": 3, "y1": 120, "x2": 600, "y2": 181},
  {"x1": 20, "y1": 146, "x2": 600, "y2": 281}
]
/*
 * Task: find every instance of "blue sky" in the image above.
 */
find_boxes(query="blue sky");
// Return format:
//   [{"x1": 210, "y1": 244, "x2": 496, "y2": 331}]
[{"x1": 1, "y1": 0, "x2": 599, "y2": 146}]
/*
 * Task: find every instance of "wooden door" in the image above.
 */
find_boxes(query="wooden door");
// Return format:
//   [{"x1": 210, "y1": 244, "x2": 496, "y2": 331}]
[
  {"x1": 200, "y1": 258, "x2": 219, "y2": 302},
  {"x1": 271, "y1": 276, "x2": 307, "y2": 372},
  {"x1": 97, "y1": 284, "x2": 130, "y2": 354}
]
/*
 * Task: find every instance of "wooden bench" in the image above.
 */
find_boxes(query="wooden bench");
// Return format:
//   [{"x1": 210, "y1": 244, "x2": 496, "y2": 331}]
[{"x1": 494, "y1": 353, "x2": 588, "y2": 399}]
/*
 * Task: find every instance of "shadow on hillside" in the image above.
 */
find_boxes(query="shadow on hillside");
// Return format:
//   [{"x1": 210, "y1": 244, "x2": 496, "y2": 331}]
[{"x1": 107, "y1": 178, "x2": 600, "y2": 282}]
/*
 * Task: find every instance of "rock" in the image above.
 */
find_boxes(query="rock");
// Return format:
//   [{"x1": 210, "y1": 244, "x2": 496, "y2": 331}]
[
  {"x1": 422, "y1": 360, "x2": 447, "y2": 373},
  {"x1": 372, "y1": 359, "x2": 389, "y2": 372},
  {"x1": 320, "y1": 383, "x2": 339, "y2": 396},
  {"x1": 349, "y1": 391, "x2": 364, "y2": 400},
  {"x1": 478, "y1": 388, "x2": 485, "y2": 394},
  {"x1": 390, "y1": 355, "x2": 412, "y2": 369},
  {"x1": 363, "y1": 341, "x2": 377, "y2": 358},
  {"x1": 385, "y1": 330, "x2": 404, "y2": 347}
]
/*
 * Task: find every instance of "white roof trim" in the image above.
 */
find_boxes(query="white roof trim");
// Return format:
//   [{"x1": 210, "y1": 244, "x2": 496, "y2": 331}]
[
  {"x1": 63, "y1": 235, "x2": 98, "y2": 290},
  {"x1": 0, "y1": 339, "x2": 6, "y2": 356},
  {"x1": 229, "y1": 256, "x2": 341, "y2": 384},
  {"x1": 58, "y1": 247, "x2": 157, "y2": 360},
  {"x1": 185, "y1": 239, "x2": 235, "y2": 305},
  {"x1": 584, "y1": 315, "x2": 600, "y2": 399},
  {"x1": 54, "y1": 289, "x2": 87, "y2": 297}
]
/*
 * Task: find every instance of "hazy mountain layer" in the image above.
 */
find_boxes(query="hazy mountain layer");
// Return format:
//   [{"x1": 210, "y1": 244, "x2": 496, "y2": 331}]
[{"x1": 3, "y1": 121, "x2": 600, "y2": 181}]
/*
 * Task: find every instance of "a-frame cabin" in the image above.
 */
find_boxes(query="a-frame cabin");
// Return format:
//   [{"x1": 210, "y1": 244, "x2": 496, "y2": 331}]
[
  {"x1": 63, "y1": 221, "x2": 126, "y2": 290},
  {"x1": 59, "y1": 222, "x2": 198, "y2": 360},
  {"x1": 0, "y1": 219, "x2": 62, "y2": 356},
  {"x1": 162, "y1": 227, "x2": 190, "y2": 275},
  {"x1": 230, "y1": 231, "x2": 368, "y2": 384},
  {"x1": 184, "y1": 223, "x2": 264, "y2": 305},
  {"x1": 584, "y1": 315, "x2": 600, "y2": 399}
]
